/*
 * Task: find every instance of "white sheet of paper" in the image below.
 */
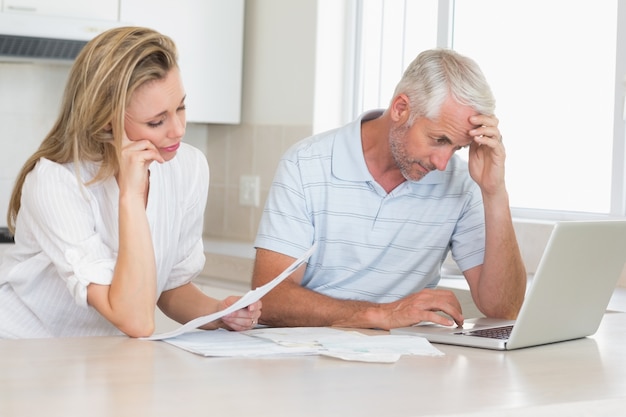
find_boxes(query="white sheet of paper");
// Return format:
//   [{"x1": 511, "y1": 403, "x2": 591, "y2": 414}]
[
  {"x1": 144, "y1": 244, "x2": 316, "y2": 341},
  {"x1": 242, "y1": 326, "x2": 366, "y2": 347},
  {"x1": 162, "y1": 326, "x2": 444, "y2": 362},
  {"x1": 162, "y1": 329, "x2": 320, "y2": 357},
  {"x1": 319, "y1": 334, "x2": 445, "y2": 357},
  {"x1": 245, "y1": 327, "x2": 445, "y2": 361}
]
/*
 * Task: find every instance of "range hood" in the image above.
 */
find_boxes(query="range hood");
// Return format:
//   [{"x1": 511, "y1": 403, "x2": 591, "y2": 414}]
[{"x1": 0, "y1": 12, "x2": 122, "y2": 62}]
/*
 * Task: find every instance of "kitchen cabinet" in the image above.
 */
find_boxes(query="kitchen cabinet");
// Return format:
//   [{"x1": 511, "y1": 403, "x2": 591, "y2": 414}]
[
  {"x1": 120, "y1": 0, "x2": 244, "y2": 124},
  {"x1": 2, "y1": 0, "x2": 118, "y2": 21}
]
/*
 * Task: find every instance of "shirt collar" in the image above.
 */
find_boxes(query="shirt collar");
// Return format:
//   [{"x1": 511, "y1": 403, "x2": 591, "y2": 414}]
[{"x1": 331, "y1": 110, "x2": 445, "y2": 185}]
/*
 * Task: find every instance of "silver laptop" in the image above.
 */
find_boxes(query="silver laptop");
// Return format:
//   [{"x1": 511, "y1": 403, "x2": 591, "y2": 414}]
[{"x1": 391, "y1": 220, "x2": 626, "y2": 350}]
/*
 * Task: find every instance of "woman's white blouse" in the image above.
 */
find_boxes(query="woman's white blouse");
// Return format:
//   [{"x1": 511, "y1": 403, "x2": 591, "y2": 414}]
[{"x1": 0, "y1": 143, "x2": 208, "y2": 338}]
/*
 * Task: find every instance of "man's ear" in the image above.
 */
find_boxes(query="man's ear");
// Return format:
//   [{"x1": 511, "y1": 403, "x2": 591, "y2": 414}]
[{"x1": 390, "y1": 93, "x2": 411, "y2": 124}]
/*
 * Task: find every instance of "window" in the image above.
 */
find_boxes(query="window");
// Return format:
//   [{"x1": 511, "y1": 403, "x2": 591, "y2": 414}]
[
  {"x1": 354, "y1": 0, "x2": 624, "y2": 219},
  {"x1": 355, "y1": 0, "x2": 439, "y2": 114}
]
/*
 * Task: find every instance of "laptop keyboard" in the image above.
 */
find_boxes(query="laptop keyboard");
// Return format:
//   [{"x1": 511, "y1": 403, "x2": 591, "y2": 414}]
[{"x1": 456, "y1": 325, "x2": 513, "y2": 340}]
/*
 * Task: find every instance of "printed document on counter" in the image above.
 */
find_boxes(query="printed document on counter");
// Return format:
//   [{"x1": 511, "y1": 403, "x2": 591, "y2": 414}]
[
  {"x1": 162, "y1": 327, "x2": 444, "y2": 362},
  {"x1": 145, "y1": 244, "x2": 317, "y2": 341}
]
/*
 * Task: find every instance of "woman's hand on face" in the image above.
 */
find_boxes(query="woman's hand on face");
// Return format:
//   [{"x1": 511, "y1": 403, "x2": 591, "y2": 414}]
[
  {"x1": 118, "y1": 133, "x2": 165, "y2": 200},
  {"x1": 218, "y1": 296, "x2": 263, "y2": 331}
]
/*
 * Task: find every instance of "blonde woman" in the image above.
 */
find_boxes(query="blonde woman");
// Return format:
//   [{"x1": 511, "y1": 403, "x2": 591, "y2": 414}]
[{"x1": 0, "y1": 26, "x2": 260, "y2": 338}]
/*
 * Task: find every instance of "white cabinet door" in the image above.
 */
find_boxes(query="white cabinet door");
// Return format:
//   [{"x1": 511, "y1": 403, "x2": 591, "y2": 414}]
[
  {"x1": 120, "y1": 0, "x2": 244, "y2": 124},
  {"x1": 3, "y1": 0, "x2": 118, "y2": 21}
]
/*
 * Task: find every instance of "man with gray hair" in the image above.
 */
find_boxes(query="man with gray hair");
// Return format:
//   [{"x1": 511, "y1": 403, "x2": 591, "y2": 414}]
[{"x1": 252, "y1": 48, "x2": 526, "y2": 330}]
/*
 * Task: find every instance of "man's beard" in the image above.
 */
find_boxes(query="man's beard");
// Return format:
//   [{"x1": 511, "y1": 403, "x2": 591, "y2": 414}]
[{"x1": 389, "y1": 123, "x2": 432, "y2": 182}]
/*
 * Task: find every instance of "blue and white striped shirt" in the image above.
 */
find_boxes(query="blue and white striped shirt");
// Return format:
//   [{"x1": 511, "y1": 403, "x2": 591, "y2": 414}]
[{"x1": 255, "y1": 111, "x2": 485, "y2": 303}]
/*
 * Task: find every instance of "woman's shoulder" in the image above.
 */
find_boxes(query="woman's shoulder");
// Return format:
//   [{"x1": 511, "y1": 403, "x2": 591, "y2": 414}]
[
  {"x1": 28, "y1": 158, "x2": 75, "y2": 184},
  {"x1": 26, "y1": 158, "x2": 101, "y2": 191},
  {"x1": 21, "y1": 158, "x2": 101, "y2": 210}
]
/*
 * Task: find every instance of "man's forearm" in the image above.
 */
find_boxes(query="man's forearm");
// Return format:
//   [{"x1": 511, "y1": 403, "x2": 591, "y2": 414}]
[
  {"x1": 259, "y1": 282, "x2": 381, "y2": 328},
  {"x1": 478, "y1": 191, "x2": 527, "y2": 318}
]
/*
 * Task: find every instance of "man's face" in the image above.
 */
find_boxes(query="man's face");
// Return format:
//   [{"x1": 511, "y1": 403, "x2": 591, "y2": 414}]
[{"x1": 390, "y1": 97, "x2": 479, "y2": 181}]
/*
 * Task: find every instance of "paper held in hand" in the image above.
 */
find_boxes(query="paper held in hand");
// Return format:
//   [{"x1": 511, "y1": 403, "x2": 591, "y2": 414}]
[{"x1": 144, "y1": 244, "x2": 317, "y2": 341}]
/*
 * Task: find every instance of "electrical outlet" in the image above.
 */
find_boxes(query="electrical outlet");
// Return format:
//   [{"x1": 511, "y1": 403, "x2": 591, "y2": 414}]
[{"x1": 239, "y1": 175, "x2": 260, "y2": 207}]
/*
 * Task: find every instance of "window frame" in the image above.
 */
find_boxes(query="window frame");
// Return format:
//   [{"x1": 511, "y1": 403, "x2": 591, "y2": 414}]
[{"x1": 349, "y1": 0, "x2": 626, "y2": 221}]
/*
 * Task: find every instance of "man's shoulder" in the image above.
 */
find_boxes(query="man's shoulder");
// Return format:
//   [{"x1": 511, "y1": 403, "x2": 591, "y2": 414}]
[
  {"x1": 284, "y1": 113, "x2": 368, "y2": 162},
  {"x1": 283, "y1": 127, "x2": 342, "y2": 162}
]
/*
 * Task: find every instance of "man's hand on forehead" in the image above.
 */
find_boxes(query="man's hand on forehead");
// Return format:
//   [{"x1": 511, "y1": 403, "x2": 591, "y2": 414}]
[{"x1": 469, "y1": 114, "x2": 502, "y2": 143}]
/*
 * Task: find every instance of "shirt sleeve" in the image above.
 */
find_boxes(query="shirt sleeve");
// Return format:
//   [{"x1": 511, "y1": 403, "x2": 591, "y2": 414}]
[
  {"x1": 254, "y1": 150, "x2": 315, "y2": 259},
  {"x1": 449, "y1": 181, "x2": 486, "y2": 272},
  {"x1": 19, "y1": 159, "x2": 116, "y2": 307}
]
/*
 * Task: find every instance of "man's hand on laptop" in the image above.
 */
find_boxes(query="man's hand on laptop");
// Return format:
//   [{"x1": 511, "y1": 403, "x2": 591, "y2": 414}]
[{"x1": 375, "y1": 289, "x2": 465, "y2": 330}]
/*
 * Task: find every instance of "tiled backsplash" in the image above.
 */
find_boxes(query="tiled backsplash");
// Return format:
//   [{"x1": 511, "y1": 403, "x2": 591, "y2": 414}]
[
  {"x1": 513, "y1": 220, "x2": 556, "y2": 274},
  {"x1": 204, "y1": 123, "x2": 312, "y2": 242}
]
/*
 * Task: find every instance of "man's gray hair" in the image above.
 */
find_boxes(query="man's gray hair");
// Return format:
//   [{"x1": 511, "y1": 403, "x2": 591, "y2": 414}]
[{"x1": 392, "y1": 49, "x2": 495, "y2": 125}]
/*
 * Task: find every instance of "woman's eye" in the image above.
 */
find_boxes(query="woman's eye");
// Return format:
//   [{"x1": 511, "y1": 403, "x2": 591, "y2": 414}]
[{"x1": 147, "y1": 120, "x2": 164, "y2": 128}]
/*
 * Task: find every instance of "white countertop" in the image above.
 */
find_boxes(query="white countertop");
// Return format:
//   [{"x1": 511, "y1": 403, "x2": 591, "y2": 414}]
[{"x1": 2, "y1": 313, "x2": 626, "y2": 417}]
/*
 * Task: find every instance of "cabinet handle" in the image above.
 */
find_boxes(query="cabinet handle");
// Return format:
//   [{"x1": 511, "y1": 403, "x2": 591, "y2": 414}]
[{"x1": 7, "y1": 6, "x2": 38, "y2": 12}]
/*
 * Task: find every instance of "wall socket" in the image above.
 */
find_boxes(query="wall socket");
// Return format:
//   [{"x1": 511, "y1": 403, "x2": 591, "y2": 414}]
[{"x1": 239, "y1": 175, "x2": 260, "y2": 207}]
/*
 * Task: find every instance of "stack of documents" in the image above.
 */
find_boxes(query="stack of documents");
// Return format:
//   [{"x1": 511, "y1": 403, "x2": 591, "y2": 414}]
[
  {"x1": 144, "y1": 245, "x2": 444, "y2": 363},
  {"x1": 162, "y1": 327, "x2": 444, "y2": 363}
]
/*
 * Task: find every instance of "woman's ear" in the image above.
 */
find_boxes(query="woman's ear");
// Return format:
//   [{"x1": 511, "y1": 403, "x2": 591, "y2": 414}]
[{"x1": 98, "y1": 122, "x2": 115, "y2": 143}]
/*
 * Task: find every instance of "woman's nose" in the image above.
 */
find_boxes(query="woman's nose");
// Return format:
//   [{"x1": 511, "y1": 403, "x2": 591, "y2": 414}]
[{"x1": 169, "y1": 114, "x2": 186, "y2": 139}]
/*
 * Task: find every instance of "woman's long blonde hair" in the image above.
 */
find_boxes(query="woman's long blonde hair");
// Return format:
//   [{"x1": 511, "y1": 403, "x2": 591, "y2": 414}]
[{"x1": 7, "y1": 26, "x2": 178, "y2": 233}]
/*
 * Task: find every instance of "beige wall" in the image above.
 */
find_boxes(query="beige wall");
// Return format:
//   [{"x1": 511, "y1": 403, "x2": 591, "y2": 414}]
[
  {"x1": 202, "y1": 0, "x2": 319, "y2": 242},
  {"x1": 203, "y1": 123, "x2": 312, "y2": 242}
]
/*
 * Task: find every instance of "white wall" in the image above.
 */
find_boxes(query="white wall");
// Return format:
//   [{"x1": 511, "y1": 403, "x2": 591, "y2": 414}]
[
  {"x1": 241, "y1": 0, "x2": 317, "y2": 126},
  {"x1": 240, "y1": 0, "x2": 352, "y2": 132},
  {"x1": 0, "y1": 62, "x2": 69, "y2": 228}
]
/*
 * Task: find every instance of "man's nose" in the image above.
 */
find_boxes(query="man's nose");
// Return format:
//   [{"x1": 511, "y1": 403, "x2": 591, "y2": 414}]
[{"x1": 431, "y1": 147, "x2": 455, "y2": 171}]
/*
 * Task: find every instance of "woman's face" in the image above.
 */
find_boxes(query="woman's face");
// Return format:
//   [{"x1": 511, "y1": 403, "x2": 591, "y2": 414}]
[{"x1": 124, "y1": 67, "x2": 187, "y2": 162}]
